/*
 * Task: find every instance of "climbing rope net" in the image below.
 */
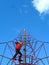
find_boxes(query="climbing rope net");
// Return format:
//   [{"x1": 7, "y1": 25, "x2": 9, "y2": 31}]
[{"x1": 0, "y1": 29, "x2": 49, "y2": 65}]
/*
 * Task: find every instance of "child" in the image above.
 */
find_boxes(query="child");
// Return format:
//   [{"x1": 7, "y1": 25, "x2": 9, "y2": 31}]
[{"x1": 12, "y1": 41, "x2": 23, "y2": 62}]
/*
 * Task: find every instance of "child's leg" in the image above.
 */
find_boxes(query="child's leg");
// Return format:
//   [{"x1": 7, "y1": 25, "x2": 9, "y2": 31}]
[
  {"x1": 13, "y1": 53, "x2": 17, "y2": 58},
  {"x1": 18, "y1": 51, "x2": 22, "y2": 61},
  {"x1": 12, "y1": 50, "x2": 18, "y2": 60}
]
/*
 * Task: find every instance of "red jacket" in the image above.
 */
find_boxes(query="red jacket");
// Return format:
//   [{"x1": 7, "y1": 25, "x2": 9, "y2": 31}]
[{"x1": 15, "y1": 42, "x2": 21, "y2": 50}]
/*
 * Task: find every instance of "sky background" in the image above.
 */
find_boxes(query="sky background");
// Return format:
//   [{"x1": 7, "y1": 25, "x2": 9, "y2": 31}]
[
  {"x1": 0, "y1": 0, "x2": 49, "y2": 65},
  {"x1": 0, "y1": 0, "x2": 49, "y2": 42}
]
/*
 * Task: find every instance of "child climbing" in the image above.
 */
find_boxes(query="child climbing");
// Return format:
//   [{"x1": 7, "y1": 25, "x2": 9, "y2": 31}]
[{"x1": 12, "y1": 41, "x2": 23, "y2": 62}]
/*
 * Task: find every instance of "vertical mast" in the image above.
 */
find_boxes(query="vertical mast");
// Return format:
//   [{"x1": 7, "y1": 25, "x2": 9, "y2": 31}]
[{"x1": 23, "y1": 28, "x2": 26, "y2": 64}]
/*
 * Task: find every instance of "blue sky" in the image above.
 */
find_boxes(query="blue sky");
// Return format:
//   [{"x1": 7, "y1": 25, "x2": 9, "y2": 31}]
[
  {"x1": 0, "y1": 0, "x2": 49, "y2": 65},
  {"x1": 0, "y1": 0, "x2": 49, "y2": 42}
]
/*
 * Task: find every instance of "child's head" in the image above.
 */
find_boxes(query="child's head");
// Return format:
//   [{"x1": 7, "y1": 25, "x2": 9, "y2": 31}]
[{"x1": 15, "y1": 41, "x2": 23, "y2": 44}]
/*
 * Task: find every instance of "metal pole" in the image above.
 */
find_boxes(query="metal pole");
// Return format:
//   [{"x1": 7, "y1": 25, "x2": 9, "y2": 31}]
[{"x1": 23, "y1": 29, "x2": 26, "y2": 64}]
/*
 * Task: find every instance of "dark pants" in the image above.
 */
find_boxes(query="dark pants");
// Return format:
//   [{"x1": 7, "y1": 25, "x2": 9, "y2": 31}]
[{"x1": 13, "y1": 49, "x2": 22, "y2": 61}]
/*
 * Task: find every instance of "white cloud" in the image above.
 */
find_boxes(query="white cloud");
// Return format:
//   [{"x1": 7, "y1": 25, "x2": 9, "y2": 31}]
[{"x1": 32, "y1": 0, "x2": 49, "y2": 14}]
